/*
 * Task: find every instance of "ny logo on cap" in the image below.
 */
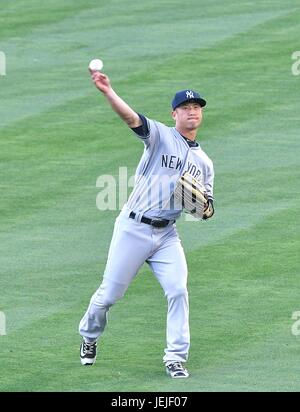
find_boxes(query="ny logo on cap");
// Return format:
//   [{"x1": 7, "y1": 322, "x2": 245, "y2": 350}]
[{"x1": 186, "y1": 90, "x2": 194, "y2": 99}]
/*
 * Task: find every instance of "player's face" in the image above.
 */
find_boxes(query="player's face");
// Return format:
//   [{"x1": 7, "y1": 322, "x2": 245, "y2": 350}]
[{"x1": 172, "y1": 102, "x2": 203, "y2": 131}]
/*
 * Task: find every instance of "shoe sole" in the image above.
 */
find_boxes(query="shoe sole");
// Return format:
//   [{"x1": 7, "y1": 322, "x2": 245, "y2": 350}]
[{"x1": 80, "y1": 357, "x2": 96, "y2": 366}]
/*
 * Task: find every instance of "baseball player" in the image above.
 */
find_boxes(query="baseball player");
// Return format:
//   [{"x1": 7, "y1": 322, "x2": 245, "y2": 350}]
[{"x1": 79, "y1": 69, "x2": 215, "y2": 378}]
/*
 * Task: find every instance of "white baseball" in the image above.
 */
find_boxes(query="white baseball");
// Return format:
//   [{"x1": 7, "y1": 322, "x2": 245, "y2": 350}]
[{"x1": 89, "y1": 59, "x2": 103, "y2": 71}]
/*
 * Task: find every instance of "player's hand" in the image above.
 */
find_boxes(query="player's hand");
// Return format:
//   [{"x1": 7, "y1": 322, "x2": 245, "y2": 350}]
[{"x1": 89, "y1": 70, "x2": 111, "y2": 95}]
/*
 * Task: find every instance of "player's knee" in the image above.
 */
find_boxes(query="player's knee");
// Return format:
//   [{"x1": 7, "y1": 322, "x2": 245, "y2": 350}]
[
  {"x1": 165, "y1": 286, "x2": 188, "y2": 301},
  {"x1": 92, "y1": 280, "x2": 126, "y2": 307},
  {"x1": 94, "y1": 290, "x2": 120, "y2": 307}
]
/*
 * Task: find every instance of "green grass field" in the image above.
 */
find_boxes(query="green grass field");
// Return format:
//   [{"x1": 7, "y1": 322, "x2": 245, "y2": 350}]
[{"x1": 1, "y1": 0, "x2": 299, "y2": 392}]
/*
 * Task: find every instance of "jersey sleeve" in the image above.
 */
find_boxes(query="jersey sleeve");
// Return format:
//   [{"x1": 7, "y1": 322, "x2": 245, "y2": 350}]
[
  {"x1": 131, "y1": 114, "x2": 150, "y2": 138},
  {"x1": 131, "y1": 114, "x2": 160, "y2": 147}
]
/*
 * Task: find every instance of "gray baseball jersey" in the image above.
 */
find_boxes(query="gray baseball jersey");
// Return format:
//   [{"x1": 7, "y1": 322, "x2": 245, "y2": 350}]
[{"x1": 126, "y1": 115, "x2": 214, "y2": 220}]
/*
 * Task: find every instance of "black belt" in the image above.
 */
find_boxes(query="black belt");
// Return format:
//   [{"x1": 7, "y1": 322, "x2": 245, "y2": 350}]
[{"x1": 129, "y1": 212, "x2": 174, "y2": 228}]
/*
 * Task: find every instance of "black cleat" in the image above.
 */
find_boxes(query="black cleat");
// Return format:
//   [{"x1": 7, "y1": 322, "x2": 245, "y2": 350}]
[
  {"x1": 80, "y1": 340, "x2": 97, "y2": 366},
  {"x1": 166, "y1": 361, "x2": 189, "y2": 378}
]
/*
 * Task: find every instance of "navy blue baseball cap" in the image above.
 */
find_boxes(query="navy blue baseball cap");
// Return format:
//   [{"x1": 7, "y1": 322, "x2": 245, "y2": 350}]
[{"x1": 172, "y1": 89, "x2": 206, "y2": 110}]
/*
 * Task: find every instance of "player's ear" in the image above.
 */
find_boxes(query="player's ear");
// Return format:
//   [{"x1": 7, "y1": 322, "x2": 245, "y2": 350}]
[{"x1": 171, "y1": 110, "x2": 177, "y2": 120}]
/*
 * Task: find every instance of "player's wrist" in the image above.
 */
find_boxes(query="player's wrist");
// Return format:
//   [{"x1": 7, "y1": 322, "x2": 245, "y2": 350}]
[{"x1": 104, "y1": 88, "x2": 118, "y2": 101}]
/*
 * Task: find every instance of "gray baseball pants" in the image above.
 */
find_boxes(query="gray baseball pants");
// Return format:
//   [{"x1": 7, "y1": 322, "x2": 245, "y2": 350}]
[{"x1": 79, "y1": 207, "x2": 189, "y2": 363}]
